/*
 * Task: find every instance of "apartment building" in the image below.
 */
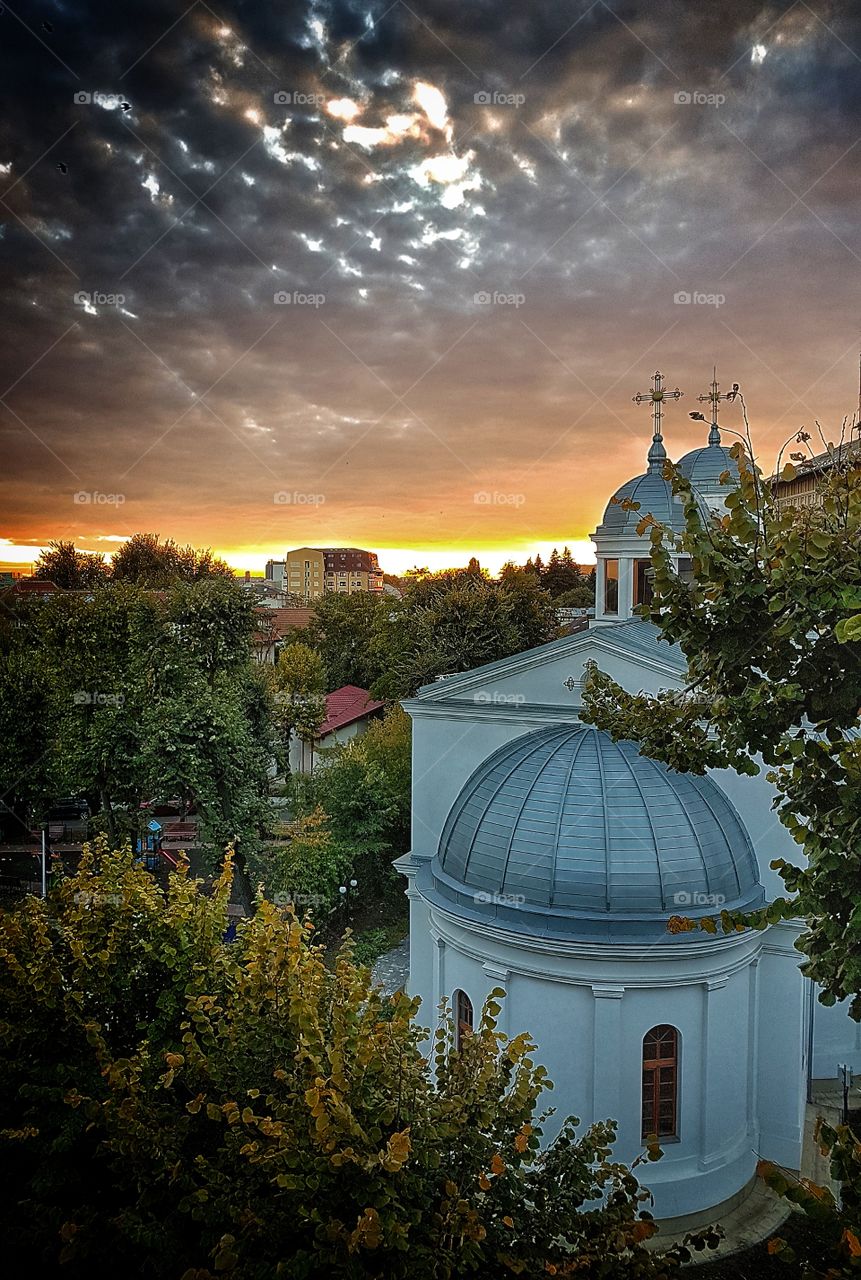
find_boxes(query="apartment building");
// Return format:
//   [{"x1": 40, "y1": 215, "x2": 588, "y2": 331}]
[
  {"x1": 283, "y1": 547, "x2": 326, "y2": 599},
  {"x1": 267, "y1": 547, "x2": 383, "y2": 599},
  {"x1": 322, "y1": 547, "x2": 383, "y2": 594}
]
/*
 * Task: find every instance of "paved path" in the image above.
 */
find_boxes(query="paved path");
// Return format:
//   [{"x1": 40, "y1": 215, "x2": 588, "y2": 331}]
[{"x1": 372, "y1": 937, "x2": 410, "y2": 994}]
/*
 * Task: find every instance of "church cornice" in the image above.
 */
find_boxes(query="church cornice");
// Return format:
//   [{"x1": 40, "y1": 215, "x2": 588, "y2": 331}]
[
  {"x1": 406, "y1": 625, "x2": 685, "y2": 708},
  {"x1": 424, "y1": 898, "x2": 764, "y2": 974}
]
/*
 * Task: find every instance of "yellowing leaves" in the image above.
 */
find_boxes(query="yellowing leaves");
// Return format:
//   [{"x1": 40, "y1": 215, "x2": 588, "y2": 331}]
[
  {"x1": 478, "y1": 1172, "x2": 491, "y2": 1191},
  {"x1": 491, "y1": 1153, "x2": 505, "y2": 1176},
  {"x1": 843, "y1": 1229, "x2": 861, "y2": 1257},
  {"x1": 349, "y1": 1207, "x2": 382, "y2": 1251},
  {"x1": 380, "y1": 1128, "x2": 412, "y2": 1172}
]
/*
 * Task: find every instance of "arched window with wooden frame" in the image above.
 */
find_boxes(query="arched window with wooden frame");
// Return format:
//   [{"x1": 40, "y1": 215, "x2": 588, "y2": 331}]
[
  {"x1": 454, "y1": 989, "x2": 474, "y2": 1051},
  {"x1": 642, "y1": 1025, "x2": 679, "y2": 1140}
]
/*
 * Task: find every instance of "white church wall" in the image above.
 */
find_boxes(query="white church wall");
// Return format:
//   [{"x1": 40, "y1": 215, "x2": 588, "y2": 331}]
[
  {"x1": 706, "y1": 765, "x2": 798, "y2": 900},
  {"x1": 755, "y1": 923, "x2": 807, "y2": 1170},
  {"x1": 410, "y1": 900, "x2": 769, "y2": 1219},
  {"x1": 409, "y1": 714, "x2": 535, "y2": 861}
]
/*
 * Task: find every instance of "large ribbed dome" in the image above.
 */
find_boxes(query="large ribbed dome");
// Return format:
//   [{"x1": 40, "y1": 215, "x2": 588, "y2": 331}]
[{"x1": 431, "y1": 725, "x2": 762, "y2": 938}]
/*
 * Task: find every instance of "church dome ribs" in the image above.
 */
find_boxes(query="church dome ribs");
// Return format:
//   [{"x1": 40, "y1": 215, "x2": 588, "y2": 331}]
[{"x1": 433, "y1": 724, "x2": 763, "y2": 939}]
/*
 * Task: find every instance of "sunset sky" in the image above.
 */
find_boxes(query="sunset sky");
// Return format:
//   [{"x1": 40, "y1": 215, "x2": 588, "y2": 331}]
[{"x1": 2, "y1": 1, "x2": 860, "y2": 576}]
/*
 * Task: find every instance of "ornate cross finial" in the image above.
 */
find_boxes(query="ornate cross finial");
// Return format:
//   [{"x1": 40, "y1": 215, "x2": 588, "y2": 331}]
[
  {"x1": 696, "y1": 368, "x2": 739, "y2": 444},
  {"x1": 632, "y1": 371, "x2": 683, "y2": 472}
]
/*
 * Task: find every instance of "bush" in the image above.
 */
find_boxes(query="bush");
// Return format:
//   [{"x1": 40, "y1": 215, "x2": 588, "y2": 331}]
[{"x1": 0, "y1": 844, "x2": 715, "y2": 1278}]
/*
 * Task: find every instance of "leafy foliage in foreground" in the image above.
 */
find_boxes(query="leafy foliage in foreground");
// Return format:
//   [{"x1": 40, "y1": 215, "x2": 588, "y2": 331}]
[
  {"x1": 582, "y1": 439, "x2": 861, "y2": 1014},
  {"x1": 0, "y1": 845, "x2": 715, "y2": 1278},
  {"x1": 581, "y1": 427, "x2": 861, "y2": 1277}
]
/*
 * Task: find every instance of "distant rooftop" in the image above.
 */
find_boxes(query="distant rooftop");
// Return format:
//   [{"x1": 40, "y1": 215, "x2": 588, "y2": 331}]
[{"x1": 319, "y1": 685, "x2": 384, "y2": 737}]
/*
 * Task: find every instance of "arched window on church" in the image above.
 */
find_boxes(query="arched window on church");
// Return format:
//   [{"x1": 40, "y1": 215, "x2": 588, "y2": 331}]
[
  {"x1": 642, "y1": 1025, "x2": 679, "y2": 1139},
  {"x1": 454, "y1": 989, "x2": 474, "y2": 1051}
]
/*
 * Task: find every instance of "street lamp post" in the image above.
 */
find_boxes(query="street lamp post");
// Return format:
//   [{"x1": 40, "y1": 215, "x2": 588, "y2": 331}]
[{"x1": 338, "y1": 877, "x2": 359, "y2": 925}]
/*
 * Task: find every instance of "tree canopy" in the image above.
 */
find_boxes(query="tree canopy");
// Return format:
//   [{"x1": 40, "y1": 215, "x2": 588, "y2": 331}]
[
  {"x1": 0, "y1": 843, "x2": 715, "y2": 1278},
  {"x1": 0, "y1": 580, "x2": 271, "y2": 858}
]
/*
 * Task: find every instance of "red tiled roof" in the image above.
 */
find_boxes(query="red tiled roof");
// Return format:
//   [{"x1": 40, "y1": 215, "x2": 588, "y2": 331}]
[
  {"x1": 14, "y1": 579, "x2": 60, "y2": 593},
  {"x1": 253, "y1": 606, "x2": 315, "y2": 644},
  {"x1": 318, "y1": 684, "x2": 384, "y2": 737}
]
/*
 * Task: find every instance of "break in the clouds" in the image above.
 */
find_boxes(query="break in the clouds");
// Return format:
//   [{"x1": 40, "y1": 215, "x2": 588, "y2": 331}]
[{"x1": 1, "y1": 0, "x2": 860, "y2": 570}]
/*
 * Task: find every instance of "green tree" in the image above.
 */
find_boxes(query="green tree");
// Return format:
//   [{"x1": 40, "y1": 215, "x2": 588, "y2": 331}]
[
  {"x1": 110, "y1": 532, "x2": 233, "y2": 585},
  {"x1": 302, "y1": 704, "x2": 412, "y2": 861},
  {"x1": 580, "y1": 435, "x2": 861, "y2": 1276},
  {"x1": 32, "y1": 540, "x2": 108, "y2": 589},
  {"x1": 372, "y1": 570, "x2": 557, "y2": 699},
  {"x1": 296, "y1": 590, "x2": 386, "y2": 690},
  {"x1": 0, "y1": 581, "x2": 270, "y2": 857},
  {"x1": 272, "y1": 642, "x2": 327, "y2": 774},
  {"x1": 0, "y1": 843, "x2": 715, "y2": 1278}
]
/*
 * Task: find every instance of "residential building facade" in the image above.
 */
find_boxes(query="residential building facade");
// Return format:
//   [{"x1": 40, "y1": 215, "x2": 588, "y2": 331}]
[{"x1": 266, "y1": 547, "x2": 384, "y2": 599}]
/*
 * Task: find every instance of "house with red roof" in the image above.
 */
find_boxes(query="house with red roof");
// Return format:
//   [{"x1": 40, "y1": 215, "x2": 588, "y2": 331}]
[{"x1": 290, "y1": 684, "x2": 385, "y2": 773}]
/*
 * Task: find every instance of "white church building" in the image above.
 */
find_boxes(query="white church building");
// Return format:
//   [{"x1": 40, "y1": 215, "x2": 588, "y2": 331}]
[{"x1": 395, "y1": 398, "x2": 861, "y2": 1226}]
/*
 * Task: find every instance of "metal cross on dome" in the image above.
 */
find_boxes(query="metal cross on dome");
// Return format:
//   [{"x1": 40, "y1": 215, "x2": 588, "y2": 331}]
[
  {"x1": 632, "y1": 371, "x2": 684, "y2": 440},
  {"x1": 696, "y1": 367, "x2": 739, "y2": 444}
]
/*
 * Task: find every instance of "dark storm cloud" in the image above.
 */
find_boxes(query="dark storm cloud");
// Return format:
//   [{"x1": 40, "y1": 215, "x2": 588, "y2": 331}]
[{"x1": 1, "y1": 0, "x2": 860, "y2": 564}]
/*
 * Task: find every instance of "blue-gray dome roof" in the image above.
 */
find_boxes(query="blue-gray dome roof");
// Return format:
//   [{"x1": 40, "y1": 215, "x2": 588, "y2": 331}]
[
  {"x1": 428, "y1": 725, "x2": 763, "y2": 940},
  {"x1": 677, "y1": 441, "x2": 739, "y2": 492},
  {"x1": 594, "y1": 469, "x2": 687, "y2": 537}
]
